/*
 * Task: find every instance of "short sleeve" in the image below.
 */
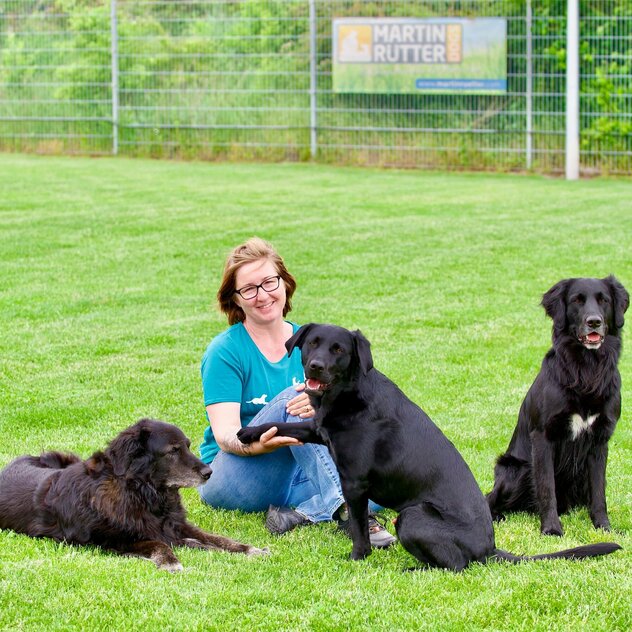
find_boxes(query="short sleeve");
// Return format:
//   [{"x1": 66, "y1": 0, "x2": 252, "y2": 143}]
[{"x1": 201, "y1": 339, "x2": 243, "y2": 406}]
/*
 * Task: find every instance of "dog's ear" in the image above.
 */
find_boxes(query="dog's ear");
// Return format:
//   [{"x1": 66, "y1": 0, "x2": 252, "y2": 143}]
[
  {"x1": 285, "y1": 323, "x2": 315, "y2": 356},
  {"x1": 604, "y1": 275, "x2": 629, "y2": 330},
  {"x1": 541, "y1": 279, "x2": 570, "y2": 334},
  {"x1": 106, "y1": 419, "x2": 152, "y2": 477},
  {"x1": 352, "y1": 330, "x2": 373, "y2": 375}
]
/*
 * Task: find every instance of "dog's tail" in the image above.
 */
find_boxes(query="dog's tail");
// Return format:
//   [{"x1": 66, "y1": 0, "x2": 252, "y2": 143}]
[
  {"x1": 37, "y1": 451, "x2": 82, "y2": 469},
  {"x1": 493, "y1": 542, "x2": 621, "y2": 563}
]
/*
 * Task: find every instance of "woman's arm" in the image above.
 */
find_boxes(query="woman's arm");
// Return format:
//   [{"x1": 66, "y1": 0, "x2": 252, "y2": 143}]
[{"x1": 206, "y1": 402, "x2": 302, "y2": 456}]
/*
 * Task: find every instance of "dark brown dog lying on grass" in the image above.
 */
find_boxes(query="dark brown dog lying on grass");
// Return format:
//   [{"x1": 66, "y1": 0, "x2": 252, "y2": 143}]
[
  {"x1": 0, "y1": 418, "x2": 268, "y2": 571},
  {"x1": 238, "y1": 324, "x2": 621, "y2": 570}
]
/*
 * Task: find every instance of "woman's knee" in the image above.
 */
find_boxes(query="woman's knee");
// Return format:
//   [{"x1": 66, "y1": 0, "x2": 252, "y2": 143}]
[
  {"x1": 269, "y1": 385, "x2": 300, "y2": 405},
  {"x1": 250, "y1": 386, "x2": 302, "y2": 426}
]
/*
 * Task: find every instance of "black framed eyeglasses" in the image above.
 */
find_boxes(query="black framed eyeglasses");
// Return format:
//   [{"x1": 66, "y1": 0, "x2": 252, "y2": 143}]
[{"x1": 234, "y1": 275, "x2": 282, "y2": 300}]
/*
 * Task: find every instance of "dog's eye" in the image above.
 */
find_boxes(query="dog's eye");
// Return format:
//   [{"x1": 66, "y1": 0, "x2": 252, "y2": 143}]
[
  {"x1": 571, "y1": 295, "x2": 585, "y2": 304},
  {"x1": 308, "y1": 340, "x2": 318, "y2": 348},
  {"x1": 332, "y1": 345, "x2": 345, "y2": 354},
  {"x1": 597, "y1": 294, "x2": 610, "y2": 304},
  {"x1": 169, "y1": 446, "x2": 180, "y2": 455}
]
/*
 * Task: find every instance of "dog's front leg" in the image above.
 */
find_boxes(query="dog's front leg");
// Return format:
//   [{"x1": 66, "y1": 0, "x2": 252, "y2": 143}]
[
  {"x1": 237, "y1": 421, "x2": 324, "y2": 445},
  {"x1": 178, "y1": 523, "x2": 269, "y2": 556},
  {"x1": 344, "y1": 494, "x2": 372, "y2": 560},
  {"x1": 116, "y1": 540, "x2": 183, "y2": 572},
  {"x1": 586, "y1": 442, "x2": 610, "y2": 531},
  {"x1": 530, "y1": 430, "x2": 563, "y2": 536}
]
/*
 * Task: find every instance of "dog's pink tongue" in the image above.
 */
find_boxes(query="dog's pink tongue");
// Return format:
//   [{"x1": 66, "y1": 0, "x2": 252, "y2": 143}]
[
  {"x1": 587, "y1": 333, "x2": 601, "y2": 342},
  {"x1": 306, "y1": 378, "x2": 324, "y2": 390}
]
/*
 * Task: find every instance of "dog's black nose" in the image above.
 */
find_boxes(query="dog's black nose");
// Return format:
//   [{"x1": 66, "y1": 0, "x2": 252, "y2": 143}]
[
  {"x1": 586, "y1": 315, "x2": 603, "y2": 329},
  {"x1": 199, "y1": 465, "x2": 212, "y2": 480},
  {"x1": 309, "y1": 360, "x2": 324, "y2": 372}
]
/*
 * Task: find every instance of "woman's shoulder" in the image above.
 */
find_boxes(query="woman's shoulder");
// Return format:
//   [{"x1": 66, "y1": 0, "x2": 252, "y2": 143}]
[{"x1": 203, "y1": 323, "x2": 247, "y2": 358}]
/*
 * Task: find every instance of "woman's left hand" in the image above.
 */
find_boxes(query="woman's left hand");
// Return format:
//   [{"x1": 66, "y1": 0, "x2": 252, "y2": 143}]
[{"x1": 286, "y1": 383, "x2": 315, "y2": 418}]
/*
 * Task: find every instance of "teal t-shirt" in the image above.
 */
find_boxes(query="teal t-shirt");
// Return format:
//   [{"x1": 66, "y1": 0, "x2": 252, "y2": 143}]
[{"x1": 199, "y1": 321, "x2": 304, "y2": 463}]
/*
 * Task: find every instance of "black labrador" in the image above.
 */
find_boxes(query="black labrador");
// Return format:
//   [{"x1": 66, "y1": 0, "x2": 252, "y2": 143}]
[
  {"x1": 487, "y1": 276, "x2": 629, "y2": 535},
  {"x1": 0, "y1": 418, "x2": 268, "y2": 571},
  {"x1": 238, "y1": 323, "x2": 620, "y2": 570}
]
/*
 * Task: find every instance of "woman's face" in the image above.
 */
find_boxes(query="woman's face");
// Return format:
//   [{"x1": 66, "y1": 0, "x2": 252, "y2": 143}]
[{"x1": 233, "y1": 258, "x2": 286, "y2": 326}]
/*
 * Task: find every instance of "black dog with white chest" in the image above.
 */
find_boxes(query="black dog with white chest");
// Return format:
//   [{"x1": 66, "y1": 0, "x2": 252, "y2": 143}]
[
  {"x1": 487, "y1": 275, "x2": 629, "y2": 536},
  {"x1": 0, "y1": 418, "x2": 267, "y2": 571},
  {"x1": 238, "y1": 323, "x2": 620, "y2": 570}
]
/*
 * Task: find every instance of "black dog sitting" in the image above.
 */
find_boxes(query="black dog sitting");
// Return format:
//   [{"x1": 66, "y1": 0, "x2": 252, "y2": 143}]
[
  {"x1": 0, "y1": 418, "x2": 268, "y2": 571},
  {"x1": 487, "y1": 276, "x2": 629, "y2": 535},
  {"x1": 238, "y1": 323, "x2": 620, "y2": 570}
]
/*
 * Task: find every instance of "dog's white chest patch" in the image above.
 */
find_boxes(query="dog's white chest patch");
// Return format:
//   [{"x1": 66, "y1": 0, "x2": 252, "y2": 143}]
[{"x1": 570, "y1": 413, "x2": 598, "y2": 439}]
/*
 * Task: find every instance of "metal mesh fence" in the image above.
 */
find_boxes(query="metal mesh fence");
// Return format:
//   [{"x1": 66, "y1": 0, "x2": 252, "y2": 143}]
[
  {"x1": 115, "y1": 0, "x2": 313, "y2": 160},
  {"x1": 0, "y1": 0, "x2": 630, "y2": 174},
  {"x1": 0, "y1": 0, "x2": 112, "y2": 154}
]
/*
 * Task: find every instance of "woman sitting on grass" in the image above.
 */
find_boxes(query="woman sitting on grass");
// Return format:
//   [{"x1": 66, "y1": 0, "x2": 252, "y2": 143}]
[{"x1": 197, "y1": 236, "x2": 395, "y2": 548}]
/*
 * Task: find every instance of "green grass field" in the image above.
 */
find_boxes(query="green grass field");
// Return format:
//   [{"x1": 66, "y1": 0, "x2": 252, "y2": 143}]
[{"x1": 0, "y1": 154, "x2": 630, "y2": 631}]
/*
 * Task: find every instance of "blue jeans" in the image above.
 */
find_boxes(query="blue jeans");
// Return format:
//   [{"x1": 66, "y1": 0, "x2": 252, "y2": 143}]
[{"x1": 198, "y1": 387, "x2": 345, "y2": 522}]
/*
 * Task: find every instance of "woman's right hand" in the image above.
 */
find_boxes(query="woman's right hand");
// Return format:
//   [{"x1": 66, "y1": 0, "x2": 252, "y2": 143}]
[
  {"x1": 256, "y1": 426, "x2": 303, "y2": 452},
  {"x1": 206, "y1": 402, "x2": 301, "y2": 456}
]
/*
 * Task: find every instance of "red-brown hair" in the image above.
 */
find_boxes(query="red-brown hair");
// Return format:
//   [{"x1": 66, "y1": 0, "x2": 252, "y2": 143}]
[{"x1": 217, "y1": 237, "x2": 297, "y2": 325}]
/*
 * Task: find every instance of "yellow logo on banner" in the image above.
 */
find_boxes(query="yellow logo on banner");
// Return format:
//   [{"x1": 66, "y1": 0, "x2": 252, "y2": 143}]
[
  {"x1": 446, "y1": 24, "x2": 462, "y2": 63},
  {"x1": 338, "y1": 24, "x2": 372, "y2": 62}
]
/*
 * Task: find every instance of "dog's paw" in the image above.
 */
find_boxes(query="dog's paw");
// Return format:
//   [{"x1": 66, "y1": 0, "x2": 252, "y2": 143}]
[
  {"x1": 151, "y1": 548, "x2": 183, "y2": 571},
  {"x1": 591, "y1": 517, "x2": 611, "y2": 531},
  {"x1": 349, "y1": 548, "x2": 371, "y2": 561},
  {"x1": 541, "y1": 525, "x2": 563, "y2": 537},
  {"x1": 236, "y1": 427, "x2": 260, "y2": 444},
  {"x1": 246, "y1": 546, "x2": 270, "y2": 557}
]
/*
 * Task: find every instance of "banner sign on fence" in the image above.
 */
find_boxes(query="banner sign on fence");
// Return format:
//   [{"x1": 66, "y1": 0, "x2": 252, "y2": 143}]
[{"x1": 332, "y1": 17, "x2": 507, "y2": 94}]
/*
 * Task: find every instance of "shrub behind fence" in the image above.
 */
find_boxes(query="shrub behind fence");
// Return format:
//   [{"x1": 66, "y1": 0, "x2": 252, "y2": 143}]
[{"x1": 0, "y1": 0, "x2": 630, "y2": 174}]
